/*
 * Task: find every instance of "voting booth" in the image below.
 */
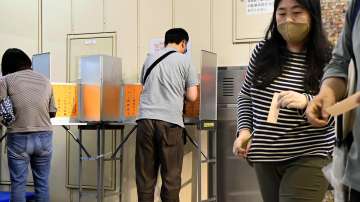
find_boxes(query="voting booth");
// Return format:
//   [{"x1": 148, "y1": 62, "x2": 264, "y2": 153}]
[{"x1": 78, "y1": 55, "x2": 122, "y2": 122}]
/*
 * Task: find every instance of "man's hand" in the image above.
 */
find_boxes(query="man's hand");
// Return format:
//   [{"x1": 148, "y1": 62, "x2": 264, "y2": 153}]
[
  {"x1": 306, "y1": 92, "x2": 336, "y2": 127},
  {"x1": 233, "y1": 129, "x2": 252, "y2": 158},
  {"x1": 277, "y1": 91, "x2": 308, "y2": 109},
  {"x1": 306, "y1": 78, "x2": 346, "y2": 127}
]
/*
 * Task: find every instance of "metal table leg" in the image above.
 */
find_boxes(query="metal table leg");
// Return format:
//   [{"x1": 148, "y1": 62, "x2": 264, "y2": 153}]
[
  {"x1": 79, "y1": 128, "x2": 83, "y2": 202},
  {"x1": 111, "y1": 126, "x2": 137, "y2": 159},
  {"x1": 97, "y1": 127, "x2": 102, "y2": 202},
  {"x1": 119, "y1": 128, "x2": 124, "y2": 202},
  {"x1": 63, "y1": 126, "x2": 91, "y2": 158},
  {"x1": 66, "y1": 124, "x2": 126, "y2": 202},
  {"x1": 101, "y1": 129, "x2": 105, "y2": 201},
  {"x1": 198, "y1": 130, "x2": 202, "y2": 202},
  {"x1": 214, "y1": 130, "x2": 218, "y2": 202},
  {"x1": 208, "y1": 130, "x2": 218, "y2": 201}
]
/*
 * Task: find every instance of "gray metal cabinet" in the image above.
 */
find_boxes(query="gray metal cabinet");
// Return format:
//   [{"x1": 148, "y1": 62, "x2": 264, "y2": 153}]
[{"x1": 217, "y1": 66, "x2": 262, "y2": 202}]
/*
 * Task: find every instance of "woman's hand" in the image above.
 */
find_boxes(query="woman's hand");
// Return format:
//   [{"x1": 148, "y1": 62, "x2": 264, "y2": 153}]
[
  {"x1": 277, "y1": 91, "x2": 308, "y2": 109},
  {"x1": 233, "y1": 129, "x2": 252, "y2": 158}
]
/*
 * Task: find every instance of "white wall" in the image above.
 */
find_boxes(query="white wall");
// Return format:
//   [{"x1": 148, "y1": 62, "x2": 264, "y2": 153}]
[
  {"x1": 0, "y1": 0, "x2": 261, "y2": 201},
  {"x1": 0, "y1": 0, "x2": 39, "y2": 58}
]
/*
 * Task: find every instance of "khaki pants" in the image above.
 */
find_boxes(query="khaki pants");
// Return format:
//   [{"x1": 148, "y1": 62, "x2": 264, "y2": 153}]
[
  {"x1": 253, "y1": 156, "x2": 331, "y2": 202},
  {"x1": 135, "y1": 119, "x2": 184, "y2": 202}
]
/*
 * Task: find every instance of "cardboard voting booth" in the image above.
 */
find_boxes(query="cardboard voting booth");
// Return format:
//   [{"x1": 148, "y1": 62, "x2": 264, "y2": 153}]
[{"x1": 51, "y1": 82, "x2": 142, "y2": 123}]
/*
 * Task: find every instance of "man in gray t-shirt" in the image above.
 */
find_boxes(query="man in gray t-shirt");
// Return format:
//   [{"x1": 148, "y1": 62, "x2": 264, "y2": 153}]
[{"x1": 136, "y1": 28, "x2": 198, "y2": 202}]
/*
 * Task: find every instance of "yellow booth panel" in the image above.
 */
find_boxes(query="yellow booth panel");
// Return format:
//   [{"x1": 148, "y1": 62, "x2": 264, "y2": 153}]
[{"x1": 52, "y1": 83, "x2": 78, "y2": 118}]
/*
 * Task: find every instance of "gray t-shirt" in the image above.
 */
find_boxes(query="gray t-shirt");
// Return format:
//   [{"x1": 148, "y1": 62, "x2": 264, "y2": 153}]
[
  {"x1": 0, "y1": 70, "x2": 56, "y2": 133},
  {"x1": 322, "y1": 0, "x2": 360, "y2": 191},
  {"x1": 138, "y1": 47, "x2": 199, "y2": 127}
]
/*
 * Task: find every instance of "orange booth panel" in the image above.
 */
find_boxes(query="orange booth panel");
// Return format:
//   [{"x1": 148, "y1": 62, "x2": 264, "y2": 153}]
[
  {"x1": 121, "y1": 84, "x2": 142, "y2": 120},
  {"x1": 81, "y1": 84, "x2": 101, "y2": 121},
  {"x1": 103, "y1": 84, "x2": 121, "y2": 120}
]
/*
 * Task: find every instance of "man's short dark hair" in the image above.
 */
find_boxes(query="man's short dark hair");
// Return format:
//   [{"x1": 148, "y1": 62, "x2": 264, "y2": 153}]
[
  {"x1": 1, "y1": 48, "x2": 32, "y2": 76},
  {"x1": 164, "y1": 28, "x2": 189, "y2": 46}
]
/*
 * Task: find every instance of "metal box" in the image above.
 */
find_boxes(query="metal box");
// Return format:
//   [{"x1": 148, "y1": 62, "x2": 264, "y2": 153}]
[
  {"x1": 199, "y1": 50, "x2": 217, "y2": 129},
  {"x1": 32, "y1": 52, "x2": 50, "y2": 80},
  {"x1": 217, "y1": 66, "x2": 262, "y2": 202},
  {"x1": 217, "y1": 66, "x2": 247, "y2": 105},
  {"x1": 78, "y1": 55, "x2": 122, "y2": 122}
]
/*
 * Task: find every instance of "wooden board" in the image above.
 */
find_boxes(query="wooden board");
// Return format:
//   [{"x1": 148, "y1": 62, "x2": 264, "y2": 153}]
[
  {"x1": 326, "y1": 92, "x2": 360, "y2": 116},
  {"x1": 267, "y1": 93, "x2": 280, "y2": 123}
]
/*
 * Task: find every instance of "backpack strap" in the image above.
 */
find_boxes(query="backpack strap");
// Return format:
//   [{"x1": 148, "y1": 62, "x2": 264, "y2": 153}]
[{"x1": 142, "y1": 50, "x2": 176, "y2": 84}]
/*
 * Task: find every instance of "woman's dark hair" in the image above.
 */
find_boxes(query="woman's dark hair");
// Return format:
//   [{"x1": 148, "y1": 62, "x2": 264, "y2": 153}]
[
  {"x1": 253, "y1": 0, "x2": 332, "y2": 94},
  {"x1": 1, "y1": 48, "x2": 32, "y2": 76},
  {"x1": 164, "y1": 28, "x2": 189, "y2": 46}
]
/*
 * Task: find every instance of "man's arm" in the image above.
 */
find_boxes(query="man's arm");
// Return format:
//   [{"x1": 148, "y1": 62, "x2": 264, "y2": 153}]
[
  {"x1": 306, "y1": 77, "x2": 346, "y2": 127},
  {"x1": 184, "y1": 58, "x2": 199, "y2": 102},
  {"x1": 306, "y1": 1, "x2": 355, "y2": 127},
  {"x1": 185, "y1": 85, "x2": 198, "y2": 102},
  {"x1": 320, "y1": 77, "x2": 347, "y2": 102}
]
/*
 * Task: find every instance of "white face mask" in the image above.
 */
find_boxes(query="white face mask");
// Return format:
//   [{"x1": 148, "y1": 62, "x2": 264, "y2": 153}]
[{"x1": 277, "y1": 21, "x2": 310, "y2": 43}]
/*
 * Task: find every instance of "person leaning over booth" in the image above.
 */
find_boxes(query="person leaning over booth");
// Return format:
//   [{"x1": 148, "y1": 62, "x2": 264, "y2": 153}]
[
  {"x1": 232, "y1": 0, "x2": 336, "y2": 201},
  {"x1": 306, "y1": 0, "x2": 360, "y2": 201},
  {"x1": 0, "y1": 48, "x2": 56, "y2": 202},
  {"x1": 135, "y1": 28, "x2": 198, "y2": 202}
]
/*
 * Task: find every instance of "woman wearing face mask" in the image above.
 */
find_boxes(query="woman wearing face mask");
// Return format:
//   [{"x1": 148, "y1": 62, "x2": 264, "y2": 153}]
[{"x1": 232, "y1": 0, "x2": 334, "y2": 201}]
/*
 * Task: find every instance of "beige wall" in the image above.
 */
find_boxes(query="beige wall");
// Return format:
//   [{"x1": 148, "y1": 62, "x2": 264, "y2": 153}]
[
  {"x1": 0, "y1": 0, "x2": 39, "y2": 58},
  {"x1": 0, "y1": 0, "x2": 258, "y2": 201}
]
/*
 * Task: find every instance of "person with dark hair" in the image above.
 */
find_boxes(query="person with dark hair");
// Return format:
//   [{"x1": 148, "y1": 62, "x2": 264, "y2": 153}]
[
  {"x1": 135, "y1": 28, "x2": 198, "y2": 202},
  {"x1": 306, "y1": 0, "x2": 360, "y2": 201},
  {"x1": 0, "y1": 48, "x2": 56, "y2": 202},
  {"x1": 164, "y1": 28, "x2": 189, "y2": 47},
  {"x1": 232, "y1": 0, "x2": 335, "y2": 201},
  {"x1": 1, "y1": 48, "x2": 32, "y2": 76}
]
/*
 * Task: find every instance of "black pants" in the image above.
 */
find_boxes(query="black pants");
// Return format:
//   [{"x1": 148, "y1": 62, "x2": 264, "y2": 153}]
[{"x1": 135, "y1": 119, "x2": 184, "y2": 202}]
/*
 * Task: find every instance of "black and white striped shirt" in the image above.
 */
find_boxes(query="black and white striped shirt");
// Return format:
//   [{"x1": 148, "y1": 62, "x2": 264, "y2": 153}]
[{"x1": 237, "y1": 41, "x2": 335, "y2": 162}]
